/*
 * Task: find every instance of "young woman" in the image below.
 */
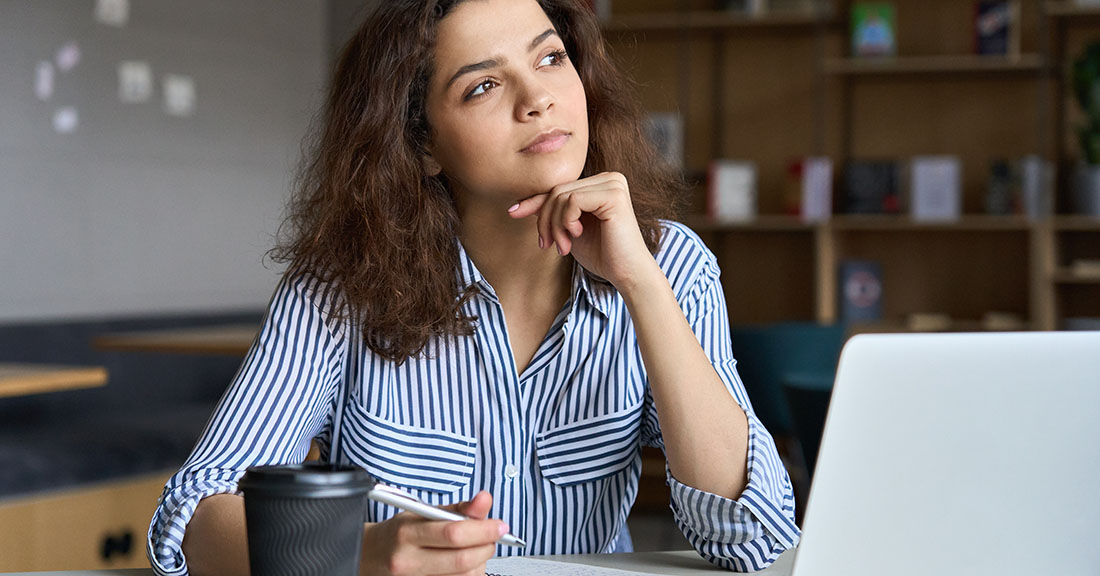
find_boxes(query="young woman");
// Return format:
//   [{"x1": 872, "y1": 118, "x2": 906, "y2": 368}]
[{"x1": 147, "y1": 1, "x2": 799, "y2": 574}]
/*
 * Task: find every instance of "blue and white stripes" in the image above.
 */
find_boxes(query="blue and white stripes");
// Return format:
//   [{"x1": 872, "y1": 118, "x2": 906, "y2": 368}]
[{"x1": 147, "y1": 220, "x2": 799, "y2": 574}]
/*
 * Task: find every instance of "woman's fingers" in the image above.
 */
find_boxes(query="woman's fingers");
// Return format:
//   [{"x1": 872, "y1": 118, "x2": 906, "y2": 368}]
[
  {"x1": 508, "y1": 172, "x2": 630, "y2": 254},
  {"x1": 404, "y1": 516, "x2": 508, "y2": 549},
  {"x1": 388, "y1": 539, "x2": 495, "y2": 575},
  {"x1": 445, "y1": 490, "x2": 492, "y2": 520}
]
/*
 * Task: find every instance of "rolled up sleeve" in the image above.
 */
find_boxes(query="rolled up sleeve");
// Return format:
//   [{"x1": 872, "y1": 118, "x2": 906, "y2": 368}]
[
  {"x1": 642, "y1": 232, "x2": 800, "y2": 571},
  {"x1": 147, "y1": 274, "x2": 346, "y2": 575}
]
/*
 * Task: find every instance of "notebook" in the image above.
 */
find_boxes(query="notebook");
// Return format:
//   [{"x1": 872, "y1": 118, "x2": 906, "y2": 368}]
[{"x1": 792, "y1": 332, "x2": 1100, "y2": 576}]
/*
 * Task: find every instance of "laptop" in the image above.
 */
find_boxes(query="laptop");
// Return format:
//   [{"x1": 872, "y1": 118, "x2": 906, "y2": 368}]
[{"x1": 792, "y1": 332, "x2": 1100, "y2": 576}]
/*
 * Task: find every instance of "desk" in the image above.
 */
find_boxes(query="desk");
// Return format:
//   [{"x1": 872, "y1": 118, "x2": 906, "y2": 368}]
[
  {"x1": 93, "y1": 324, "x2": 257, "y2": 356},
  {"x1": 0, "y1": 363, "x2": 107, "y2": 398},
  {"x1": 0, "y1": 550, "x2": 796, "y2": 575}
]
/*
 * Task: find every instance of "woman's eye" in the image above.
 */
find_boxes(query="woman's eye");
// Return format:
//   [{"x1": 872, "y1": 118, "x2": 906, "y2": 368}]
[
  {"x1": 538, "y1": 49, "x2": 568, "y2": 68},
  {"x1": 465, "y1": 79, "x2": 498, "y2": 100}
]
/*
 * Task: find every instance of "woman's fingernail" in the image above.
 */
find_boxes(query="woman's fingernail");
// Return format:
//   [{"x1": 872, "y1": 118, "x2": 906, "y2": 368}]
[
  {"x1": 507, "y1": 203, "x2": 520, "y2": 213},
  {"x1": 556, "y1": 244, "x2": 563, "y2": 256},
  {"x1": 538, "y1": 236, "x2": 544, "y2": 249},
  {"x1": 499, "y1": 523, "x2": 510, "y2": 537}
]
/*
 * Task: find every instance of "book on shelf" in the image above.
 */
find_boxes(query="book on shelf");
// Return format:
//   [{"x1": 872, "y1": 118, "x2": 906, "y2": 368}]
[
  {"x1": 838, "y1": 260, "x2": 883, "y2": 324},
  {"x1": 1071, "y1": 259, "x2": 1100, "y2": 278},
  {"x1": 974, "y1": 1, "x2": 1020, "y2": 57},
  {"x1": 1019, "y1": 155, "x2": 1053, "y2": 219},
  {"x1": 725, "y1": 0, "x2": 769, "y2": 16},
  {"x1": 986, "y1": 159, "x2": 1015, "y2": 215},
  {"x1": 851, "y1": 2, "x2": 896, "y2": 57},
  {"x1": 801, "y1": 157, "x2": 833, "y2": 222},
  {"x1": 708, "y1": 160, "x2": 758, "y2": 222},
  {"x1": 907, "y1": 313, "x2": 952, "y2": 332},
  {"x1": 643, "y1": 111, "x2": 683, "y2": 171},
  {"x1": 986, "y1": 155, "x2": 1053, "y2": 218},
  {"x1": 842, "y1": 160, "x2": 900, "y2": 214},
  {"x1": 982, "y1": 311, "x2": 1026, "y2": 331},
  {"x1": 910, "y1": 155, "x2": 962, "y2": 222}
]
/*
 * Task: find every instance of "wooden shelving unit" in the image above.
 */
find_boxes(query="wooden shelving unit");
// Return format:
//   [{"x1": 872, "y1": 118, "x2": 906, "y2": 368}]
[
  {"x1": 827, "y1": 215, "x2": 1036, "y2": 231},
  {"x1": 603, "y1": 10, "x2": 831, "y2": 33},
  {"x1": 605, "y1": 0, "x2": 1100, "y2": 331},
  {"x1": 683, "y1": 214, "x2": 816, "y2": 232},
  {"x1": 1046, "y1": 1, "x2": 1100, "y2": 17},
  {"x1": 1052, "y1": 269, "x2": 1100, "y2": 283},
  {"x1": 1053, "y1": 215, "x2": 1100, "y2": 230},
  {"x1": 824, "y1": 54, "x2": 1046, "y2": 75}
]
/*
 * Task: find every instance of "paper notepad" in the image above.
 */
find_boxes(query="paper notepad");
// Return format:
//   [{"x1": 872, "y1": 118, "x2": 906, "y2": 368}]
[{"x1": 485, "y1": 557, "x2": 662, "y2": 576}]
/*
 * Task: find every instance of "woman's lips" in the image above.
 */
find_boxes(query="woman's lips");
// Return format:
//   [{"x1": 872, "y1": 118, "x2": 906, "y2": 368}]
[{"x1": 521, "y1": 130, "x2": 570, "y2": 154}]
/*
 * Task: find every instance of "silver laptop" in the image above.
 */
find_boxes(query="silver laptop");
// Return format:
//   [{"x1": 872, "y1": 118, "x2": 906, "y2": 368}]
[{"x1": 793, "y1": 332, "x2": 1100, "y2": 576}]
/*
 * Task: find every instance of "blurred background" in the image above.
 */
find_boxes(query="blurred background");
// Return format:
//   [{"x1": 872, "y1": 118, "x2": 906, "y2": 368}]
[{"x1": 1, "y1": 0, "x2": 1099, "y2": 569}]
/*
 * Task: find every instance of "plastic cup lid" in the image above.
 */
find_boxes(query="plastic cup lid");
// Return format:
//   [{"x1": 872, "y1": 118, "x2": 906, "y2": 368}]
[{"x1": 238, "y1": 463, "x2": 375, "y2": 499}]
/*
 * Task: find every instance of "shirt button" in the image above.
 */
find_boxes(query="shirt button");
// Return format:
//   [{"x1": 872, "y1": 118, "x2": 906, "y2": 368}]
[{"x1": 505, "y1": 464, "x2": 519, "y2": 479}]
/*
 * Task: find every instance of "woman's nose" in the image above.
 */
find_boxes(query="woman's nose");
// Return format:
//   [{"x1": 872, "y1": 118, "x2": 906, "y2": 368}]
[{"x1": 516, "y1": 78, "x2": 554, "y2": 120}]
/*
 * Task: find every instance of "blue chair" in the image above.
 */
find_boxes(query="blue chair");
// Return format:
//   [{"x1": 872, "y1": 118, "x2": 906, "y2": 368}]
[{"x1": 729, "y1": 322, "x2": 846, "y2": 518}]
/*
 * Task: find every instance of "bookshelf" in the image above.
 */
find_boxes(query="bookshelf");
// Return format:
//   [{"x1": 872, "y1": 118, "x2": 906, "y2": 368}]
[
  {"x1": 603, "y1": 10, "x2": 830, "y2": 32},
  {"x1": 823, "y1": 53, "x2": 1046, "y2": 75},
  {"x1": 1043, "y1": 1, "x2": 1100, "y2": 327},
  {"x1": 603, "y1": 0, "x2": 1100, "y2": 331}
]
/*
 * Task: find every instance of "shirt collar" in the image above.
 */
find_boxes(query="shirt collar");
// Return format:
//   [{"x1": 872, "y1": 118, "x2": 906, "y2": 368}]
[{"x1": 455, "y1": 240, "x2": 612, "y2": 318}]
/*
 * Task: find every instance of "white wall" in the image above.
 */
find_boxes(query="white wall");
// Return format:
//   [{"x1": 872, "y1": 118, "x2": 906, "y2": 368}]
[{"x1": 0, "y1": 1, "x2": 328, "y2": 321}]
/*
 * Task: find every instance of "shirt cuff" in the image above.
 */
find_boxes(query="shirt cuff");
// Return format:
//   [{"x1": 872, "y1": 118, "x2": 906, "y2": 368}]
[
  {"x1": 147, "y1": 472, "x2": 243, "y2": 576},
  {"x1": 667, "y1": 415, "x2": 800, "y2": 550}
]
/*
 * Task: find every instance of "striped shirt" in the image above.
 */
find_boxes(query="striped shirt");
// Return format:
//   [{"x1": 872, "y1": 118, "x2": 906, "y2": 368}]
[{"x1": 146, "y1": 221, "x2": 800, "y2": 574}]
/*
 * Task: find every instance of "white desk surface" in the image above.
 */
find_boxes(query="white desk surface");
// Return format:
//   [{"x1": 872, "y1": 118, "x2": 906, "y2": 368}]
[{"x1": 0, "y1": 549, "x2": 796, "y2": 575}]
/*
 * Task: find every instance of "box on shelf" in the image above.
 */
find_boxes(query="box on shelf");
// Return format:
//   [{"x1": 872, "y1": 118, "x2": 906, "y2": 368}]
[
  {"x1": 1071, "y1": 164, "x2": 1100, "y2": 217},
  {"x1": 851, "y1": 2, "x2": 896, "y2": 57},
  {"x1": 838, "y1": 260, "x2": 883, "y2": 323},
  {"x1": 643, "y1": 111, "x2": 683, "y2": 171},
  {"x1": 708, "y1": 160, "x2": 758, "y2": 222},
  {"x1": 910, "y1": 155, "x2": 962, "y2": 221},
  {"x1": 974, "y1": 1, "x2": 1020, "y2": 57},
  {"x1": 842, "y1": 160, "x2": 900, "y2": 214}
]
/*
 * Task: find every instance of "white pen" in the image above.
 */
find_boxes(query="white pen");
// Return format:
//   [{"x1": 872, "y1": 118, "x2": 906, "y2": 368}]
[{"x1": 367, "y1": 483, "x2": 527, "y2": 548}]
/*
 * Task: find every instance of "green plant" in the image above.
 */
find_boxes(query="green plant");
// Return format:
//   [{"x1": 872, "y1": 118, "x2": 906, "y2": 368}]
[{"x1": 1072, "y1": 43, "x2": 1100, "y2": 164}]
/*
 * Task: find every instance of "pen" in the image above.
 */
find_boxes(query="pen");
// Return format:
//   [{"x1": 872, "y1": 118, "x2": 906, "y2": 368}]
[{"x1": 367, "y1": 483, "x2": 527, "y2": 548}]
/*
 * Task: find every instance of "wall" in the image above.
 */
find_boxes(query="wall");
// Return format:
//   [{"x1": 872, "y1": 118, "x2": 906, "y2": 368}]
[{"x1": 0, "y1": 0, "x2": 328, "y2": 321}]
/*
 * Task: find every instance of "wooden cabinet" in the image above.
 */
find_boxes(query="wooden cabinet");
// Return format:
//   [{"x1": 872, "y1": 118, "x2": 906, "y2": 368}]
[
  {"x1": 603, "y1": 0, "x2": 1100, "y2": 331},
  {"x1": 0, "y1": 472, "x2": 170, "y2": 572}
]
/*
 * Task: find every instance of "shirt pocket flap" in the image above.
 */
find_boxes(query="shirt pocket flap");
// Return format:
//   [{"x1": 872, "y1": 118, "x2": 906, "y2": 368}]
[
  {"x1": 343, "y1": 402, "x2": 477, "y2": 494},
  {"x1": 535, "y1": 400, "x2": 643, "y2": 487}
]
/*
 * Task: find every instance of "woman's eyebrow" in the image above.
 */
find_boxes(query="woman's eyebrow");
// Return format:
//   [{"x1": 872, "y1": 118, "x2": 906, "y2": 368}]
[{"x1": 445, "y1": 28, "x2": 560, "y2": 90}]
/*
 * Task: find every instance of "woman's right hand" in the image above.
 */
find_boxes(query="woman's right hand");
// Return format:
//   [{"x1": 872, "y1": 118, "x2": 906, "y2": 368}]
[{"x1": 360, "y1": 491, "x2": 506, "y2": 576}]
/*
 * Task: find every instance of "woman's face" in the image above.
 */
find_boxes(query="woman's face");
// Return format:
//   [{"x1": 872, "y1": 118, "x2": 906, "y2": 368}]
[{"x1": 424, "y1": 0, "x2": 589, "y2": 207}]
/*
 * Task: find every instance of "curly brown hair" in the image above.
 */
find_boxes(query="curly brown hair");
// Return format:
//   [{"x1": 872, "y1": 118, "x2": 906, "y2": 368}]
[{"x1": 271, "y1": 0, "x2": 686, "y2": 362}]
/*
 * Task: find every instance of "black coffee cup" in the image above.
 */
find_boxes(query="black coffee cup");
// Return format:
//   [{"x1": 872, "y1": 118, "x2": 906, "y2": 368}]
[{"x1": 238, "y1": 462, "x2": 373, "y2": 576}]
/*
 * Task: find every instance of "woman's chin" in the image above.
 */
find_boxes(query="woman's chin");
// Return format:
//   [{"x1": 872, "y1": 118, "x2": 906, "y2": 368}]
[{"x1": 524, "y1": 164, "x2": 587, "y2": 194}]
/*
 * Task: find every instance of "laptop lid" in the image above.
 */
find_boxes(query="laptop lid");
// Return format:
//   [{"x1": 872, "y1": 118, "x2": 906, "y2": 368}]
[{"x1": 792, "y1": 332, "x2": 1100, "y2": 576}]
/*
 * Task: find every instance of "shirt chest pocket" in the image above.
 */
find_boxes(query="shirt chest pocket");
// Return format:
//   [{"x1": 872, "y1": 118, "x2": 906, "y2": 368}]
[
  {"x1": 342, "y1": 401, "x2": 477, "y2": 494},
  {"x1": 535, "y1": 400, "x2": 643, "y2": 487}
]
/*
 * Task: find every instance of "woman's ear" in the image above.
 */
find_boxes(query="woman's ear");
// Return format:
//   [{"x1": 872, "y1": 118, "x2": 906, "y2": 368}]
[{"x1": 422, "y1": 153, "x2": 442, "y2": 177}]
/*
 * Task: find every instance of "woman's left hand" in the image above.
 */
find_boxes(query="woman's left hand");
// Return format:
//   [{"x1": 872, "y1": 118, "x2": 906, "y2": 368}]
[{"x1": 507, "y1": 171, "x2": 657, "y2": 293}]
